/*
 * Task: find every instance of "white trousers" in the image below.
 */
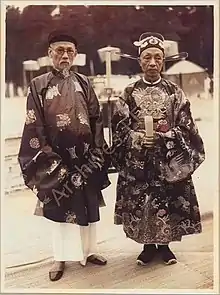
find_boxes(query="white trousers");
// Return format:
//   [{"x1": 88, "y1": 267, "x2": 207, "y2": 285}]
[{"x1": 52, "y1": 222, "x2": 97, "y2": 266}]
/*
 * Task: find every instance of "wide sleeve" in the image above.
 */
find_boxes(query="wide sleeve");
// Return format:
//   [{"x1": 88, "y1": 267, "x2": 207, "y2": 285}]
[
  {"x1": 18, "y1": 81, "x2": 69, "y2": 200},
  {"x1": 110, "y1": 86, "x2": 144, "y2": 171},
  {"x1": 155, "y1": 87, "x2": 205, "y2": 182}
]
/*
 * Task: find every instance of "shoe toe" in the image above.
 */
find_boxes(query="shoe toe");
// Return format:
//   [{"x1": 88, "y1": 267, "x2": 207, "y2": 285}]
[
  {"x1": 136, "y1": 259, "x2": 148, "y2": 266},
  {"x1": 136, "y1": 248, "x2": 157, "y2": 265},
  {"x1": 165, "y1": 258, "x2": 177, "y2": 265},
  {"x1": 158, "y1": 247, "x2": 177, "y2": 265},
  {"x1": 49, "y1": 270, "x2": 64, "y2": 281},
  {"x1": 87, "y1": 254, "x2": 107, "y2": 265},
  {"x1": 49, "y1": 261, "x2": 65, "y2": 281}
]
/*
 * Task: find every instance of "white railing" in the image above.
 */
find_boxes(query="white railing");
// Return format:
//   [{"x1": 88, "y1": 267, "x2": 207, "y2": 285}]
[{"x1": 4, "y1": 137, "x2": 26, "y2": 194}]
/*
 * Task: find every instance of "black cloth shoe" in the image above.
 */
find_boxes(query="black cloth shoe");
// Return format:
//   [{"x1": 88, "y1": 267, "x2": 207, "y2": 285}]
[
  {"x1": 136, "y1": 244, "x2": 157, "y2": 265},
  {"x1": 49, "y1": 261, "x2": 65, "y2": 281},
  {"x1": 157, "y1": 245, "x2": 177, "y2": 265},
  {"x1": 87, "y1": 254, "x2": 107, "y2": 265}
]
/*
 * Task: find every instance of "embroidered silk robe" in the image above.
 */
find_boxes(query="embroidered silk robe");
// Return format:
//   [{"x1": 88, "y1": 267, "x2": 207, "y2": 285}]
[
  {"x1": 18, "y1": 70, "x2": 110, "y2": 225},
  {"x1": 111, "y1": 78, "x2": 205, "y2": 244}
]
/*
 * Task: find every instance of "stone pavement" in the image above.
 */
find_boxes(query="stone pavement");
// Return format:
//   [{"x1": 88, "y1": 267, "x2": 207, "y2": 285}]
[{"x1": 3, "y1": 218, "x2": 214, "y2": 290}]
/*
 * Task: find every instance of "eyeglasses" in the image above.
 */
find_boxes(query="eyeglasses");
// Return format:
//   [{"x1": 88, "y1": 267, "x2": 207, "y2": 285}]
[{"x1": 50, "y1": 47, "x2": 76, "y2": 56}]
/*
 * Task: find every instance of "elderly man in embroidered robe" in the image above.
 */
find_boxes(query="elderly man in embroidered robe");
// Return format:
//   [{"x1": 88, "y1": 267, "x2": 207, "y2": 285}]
[
  {"x1": 18, "y1": 31, "x2": 110, "y2": 281},
  {"x1": 111, "y1": 32, "x2": 205, "y2": 266}
]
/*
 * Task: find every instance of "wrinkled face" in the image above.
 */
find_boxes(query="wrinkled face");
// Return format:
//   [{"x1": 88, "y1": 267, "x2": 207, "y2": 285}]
[
  {"x1": 139, "y1": 47, "x2": 164, "y2": 81},
  {"x1": 48, "y1": 41, "x2": 77, "y2": 71}
]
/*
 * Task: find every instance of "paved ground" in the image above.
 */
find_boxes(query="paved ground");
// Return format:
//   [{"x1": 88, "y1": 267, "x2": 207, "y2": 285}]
[{"x1": 3, "y1": 218, "x2": 214, "y2": 290}]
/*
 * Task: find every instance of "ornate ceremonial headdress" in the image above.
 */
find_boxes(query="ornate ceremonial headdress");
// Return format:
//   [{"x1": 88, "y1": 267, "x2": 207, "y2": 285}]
[{"x1": 133, "y1": 32, "x2": 165, "y2": 56}]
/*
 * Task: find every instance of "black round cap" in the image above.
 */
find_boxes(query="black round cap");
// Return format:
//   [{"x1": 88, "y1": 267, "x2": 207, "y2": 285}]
[{"x1": 48, "y1": 30, "x2": 77, "y2": 47}]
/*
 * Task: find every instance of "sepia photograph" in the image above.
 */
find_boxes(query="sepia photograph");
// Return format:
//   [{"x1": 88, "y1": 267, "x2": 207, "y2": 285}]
[{"x1": 1, "y1": 0, "x2": 219, "y2": 293}]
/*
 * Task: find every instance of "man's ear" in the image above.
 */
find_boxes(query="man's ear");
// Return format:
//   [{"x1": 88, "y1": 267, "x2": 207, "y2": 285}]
[{"x1": 48, "y1": 48, "x2": 53, "y2": 58}]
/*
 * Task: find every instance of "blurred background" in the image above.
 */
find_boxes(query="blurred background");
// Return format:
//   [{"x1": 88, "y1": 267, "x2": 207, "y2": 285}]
[{"x1": 5, "y1": 5, "x2": 213, "y2": 97}]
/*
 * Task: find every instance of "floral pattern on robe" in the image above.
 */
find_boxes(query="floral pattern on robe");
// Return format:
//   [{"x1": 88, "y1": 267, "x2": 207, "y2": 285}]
[{"x1": 18, "y1": 70, "x2": 110, "y2": 225}]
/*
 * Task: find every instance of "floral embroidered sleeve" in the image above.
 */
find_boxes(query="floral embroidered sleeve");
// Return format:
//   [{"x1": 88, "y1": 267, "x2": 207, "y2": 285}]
[
  {"x1": 18, "y1": 81, "x2": 69, "y2": 201},
  {"x1": 110, "y1": 86, "x2": 139, "y2": 171},
  {"x1": 156, "y1": 87, "x2": 205, "y2": 182}
]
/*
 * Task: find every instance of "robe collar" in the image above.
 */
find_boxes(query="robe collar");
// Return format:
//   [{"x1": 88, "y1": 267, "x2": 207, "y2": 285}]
[
  {"x1": 142, "y1": 76, "x2": 162, "y2": 85},
  {"x1": 52, "y1": 68, "x2": 71, "y2": 78}
]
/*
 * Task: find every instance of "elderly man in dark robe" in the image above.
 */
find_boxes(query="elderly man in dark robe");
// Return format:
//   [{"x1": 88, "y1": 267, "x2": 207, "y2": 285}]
[
  {"x1": 111, "y1": 32, "x2": 205, "y2": 266},
  {"x1": 18, "y1": 31, "x2": 110, "y2": 281}
]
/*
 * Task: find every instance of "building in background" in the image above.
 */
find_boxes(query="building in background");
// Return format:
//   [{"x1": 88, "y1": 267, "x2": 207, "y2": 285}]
[{"x1": 163, "y1": 60, "x2": 207, "y2": 97}]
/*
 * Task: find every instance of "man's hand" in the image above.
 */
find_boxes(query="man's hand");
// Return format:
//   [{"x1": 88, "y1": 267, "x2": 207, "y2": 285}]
[
  {"x1": 142, "y1": 131, "x2": 157, "y2": 148},
  {"x1": 130, "y1": 130, "x2": 146, "y2": 150},
  {"x1": 130, "y1": 130, "x2": 157, "y2": 150}
]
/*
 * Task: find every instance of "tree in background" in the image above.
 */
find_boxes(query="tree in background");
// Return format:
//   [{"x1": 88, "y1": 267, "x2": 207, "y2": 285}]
[
  {"x1": 5, "y1": 5, "x2": 214, "y2": 87},
  {"x1": 6, "y1": 6, "x2": 22, "y2": 86}
]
